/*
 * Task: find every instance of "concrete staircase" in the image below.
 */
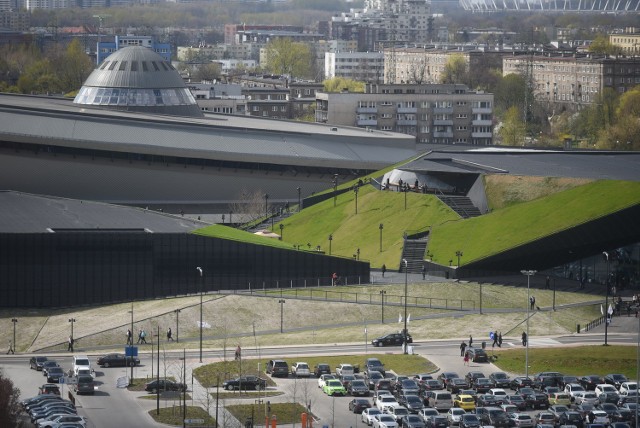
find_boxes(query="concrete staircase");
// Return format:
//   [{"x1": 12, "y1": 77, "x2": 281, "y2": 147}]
[
  {"x1": 400, "y1": 237, "x2": 428, "y2": 274},
  {"x1": 437, "y1": 195, "x2": 482, "y2": 218}
]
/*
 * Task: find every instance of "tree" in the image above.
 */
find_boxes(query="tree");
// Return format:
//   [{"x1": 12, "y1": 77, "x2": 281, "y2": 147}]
[
  {"x1": 498, "y1": 106, "x2": 526, "y2": 146},
  {"x1": 589, "y1": 34, "x2": 623, "y2": 55},
  {"x1": 493, "y1": 73, "x2": 527, "y2": 115},
  {"x1": 440, "y1": 53, "x2": 468, "y2": 84},
  {"x1": 0, "y1": 369, "x2": 21, "y2": 427},
  {"x1": 323, "y1": 77, "x2": 364, "y2": 93},
  {"x1": 264, "y1": 38, "x2": 313, "y2": 79},
  {"x1": 193, "y1": 63, "x2": 221, "y2": 83},
  {"x1": 55, "y1": 38, "x2": 94, "y2": 94}
]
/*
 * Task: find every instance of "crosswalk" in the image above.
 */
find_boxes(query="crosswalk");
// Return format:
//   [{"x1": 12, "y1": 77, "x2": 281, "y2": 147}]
[{"x1": 504, "y1": 337, "x2": 563, "y2": 347}]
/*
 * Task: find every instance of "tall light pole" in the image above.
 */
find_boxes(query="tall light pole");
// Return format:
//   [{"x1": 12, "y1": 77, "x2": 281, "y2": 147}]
[
  {"x1": 297, "y1": 187, "x2": 301, "y2": 211},
  {"x1": 68, "y1": 318, "x2": 76, "y2": 342},
  {"x1": 456, "y1": 251, "x2": 463, "y2": 267},
  {"x1": 11, "y1": 318, "x2": 17, "y2": 353},
  {"x1": 197, "y1": 266, "x2": 203, "y2": 363},
  {"x1": 379, "y1": 223, "x2": 384, "y2": 252},
  {"x1": 279, "y1": 223, "x2": 284, "y2": 240},
  {"x1": 278, "y1": 299, "x2": 285, "y2": 333},
  {"x1": 332, "y1": 174, "x2": 338, "y2": 207},
  {"x1": 403, "y1": 259, "x2": 409, "y2": 354},
  {"x1": 603, "y1": 251, "x2": 610, "y2": 346},
  {"x1": 264, "y1": 194, "x2": 269, "y2": 220},
  {"x1": 379, "y1": 290, "x2": 386, "y2": 324},
  {"x1": 404, "y1": 186, "x2": 407, "y2": 210},
  {"x1": 174, "y1": 309, "x2": 181, "y2": 343},
  {"x1": 521, "y1": 269, "x2": 536, "y2": 379},
  {"x1": 328, "y1": 234, "x2": 333, "y2": 255},
  {"x1": 354, "y1": 185, "x2": 359, "y2": 214},
  {"x1": 129, "y1": 302, "x2": 134, "y2": 381}
]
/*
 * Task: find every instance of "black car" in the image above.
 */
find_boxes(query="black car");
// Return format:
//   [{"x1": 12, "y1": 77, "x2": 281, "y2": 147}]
[
  {"x1": 402, "y1": 414, "x2": 427, "y2": 428},
  {"x1": 477, "y1": 394, "x2": 503, "y2": 407},
  {"x1": 490, "y1": 372, "x2": 512, "y2": 388},
  {"x1": 400, "y1": 394, "x2": 425, "y2": 413},
  {"x1": 46, "y1": 367, "x2": 65, "y2": 383},
  {"x1": 603, "y1": 374, "x2": 629, "y2": 389},
  {"x1": 30, "y1": 356, "x2": 49, "y2": 371},
  {"x1": 466, "y1": 347, "x2": 489, "y2": 363},
  {"x1": 144, "y1": 379, "x2": 187, "y2": 394},
  {"x1": 41, "y1": 361, "x2": 60, "y2": 376},
  {"x1": 266, "y1": 360, "x2": 289, "y2": 377},
  {"x1": 481, "y1": 408, "x2": 510, "y2": 428},
  {"x1": 599, "y1": 392, "x2": 621, "y2": 405},
  {"x1": 559, "y1": 376, "x2": 579, "y2": 390},
  {"x1": 97, "y1": 353, "x2": 140, "y2": 368},
  {"x1": 397, "y1": 379, "x2": 421, "y2": 396},
  {"x1": 465, "y1": 372, "x2": 486, "y2": 386},
  {"x1": 511, "y1": 377, "x2": 534, "y2": 389},
  {"x1": 364, "y1": 358, "x2": 386, "y2": 376},
  {"x1": 447, "y1": 378, "x2": 469, "y2": 394},
  {"x1": 426, "y1": 415, "x2": 449, "y2": 428},
  {"x1": 366, "y1": 371, "x2": 384, "y2": 390},
  {"x1": 473, "y1": 378, "x2": 495, "y2": 393},
  {"x1": 222, "y1": 376, "x2": 267, "y2": 391},
  {"x1": 314, "y1": 363, "x2": 331, "y2": 377},
  {"x1": 506, "y1": 395, "x2": 528, "y2": 411},
  {"x1": 371, "y1": 333, "x2": 413, "y2": 347},
  {"x1": 580, "y1": 375, "x2": 602, "y2": 391},
  {"x1": 525, "y1": 393, "x2": 550, "y2": 410},
  {"x1": 558, "y1": 411, "x2": 585, "y2": 428},
  {"x1": 349, "y1": 398, "x2": 372, "y2": 413},
  {"x1": 460, "y1": 414, "x2": 482, "y2": 428},
  {"x1": 349, "y1": 380, "x2": 370, "y2": 396}
]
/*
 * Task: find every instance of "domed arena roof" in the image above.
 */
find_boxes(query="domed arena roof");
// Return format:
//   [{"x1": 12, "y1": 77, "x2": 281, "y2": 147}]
[{"x1": 74, "y1": 46, "x2": 203, "y2": 117}]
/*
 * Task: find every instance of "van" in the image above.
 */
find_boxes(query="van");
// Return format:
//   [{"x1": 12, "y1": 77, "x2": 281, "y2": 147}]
[
  {"x1": 73, "y1": 355, "x2": 91, "y2": 376},
  {"x1": 431, "y1": 391, "x2": 453, "y2": 410},
  {"x1": 266, "y1": 360, "x2": 289, "y2": 378}
]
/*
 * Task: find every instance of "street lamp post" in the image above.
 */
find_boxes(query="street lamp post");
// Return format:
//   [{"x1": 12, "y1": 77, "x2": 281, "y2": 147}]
[
  {"x1": 456, "y1": 251, "x2": 463, "y2": 267},
  {"x1": 129, "y1": 302, "x2": 134, "y2": 381},
  {"x1": 354, "y1": 186, "x2": 359, "y2": 214},
  {"x1": 332, "y1": 174, "x2": 338, "y2": 207},
  {"x1": 197, "y1": 266, "x2": 203, "y2": 363},
  {"x1": 328, "y1": 234, "x2": 333, "y2": 255},
  {"x1": 357, "y1": 248, "x2": 360, "y2": 261},
  {"x1": 521, "y1": 269, "x2": 536, "y2": 379},
  {"x1": 264, "y1": 194, "x2": 269, "y2": 220},
  {"x1": 603, "y1": 251, "x2": 610, "y2": 346},
  {"x1": 68, "y1": 318, "x2": 76, "y2": 342},
  {"x1": 174, "y1": 309, "x2": 181, "y2": 343},
  {"x1": 278, "y1": 299, "x2": 285, "y2": 333},
  {"x1": 222, "y1": 214, "x2": 225, "y2": 224},
  {"x1": 279, "y1": 223, "x2": 284, "y2": 240},
  {"x1": 379, "y1": 290, "x2": 386, "y2": 324},
  {"x1": 379, "y1": 223, "x2": 384, "y2": 252},
  {"x1": 404, "y1": 186, "x2": 407, "y2": 210},
  {"x1": 403, "y1": 259, "x2": 408, "y2": 354},
  {"x1": 297, "y1": 187, "x2": 301, "y2": 211},
  {"x1": 11, "y1": 318, "x2": 17, "y2": 353}
]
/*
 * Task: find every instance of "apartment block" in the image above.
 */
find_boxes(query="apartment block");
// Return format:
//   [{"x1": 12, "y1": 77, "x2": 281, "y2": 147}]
[{"x1": 324, "y1": 51, "x2": 385, "y2": 82}]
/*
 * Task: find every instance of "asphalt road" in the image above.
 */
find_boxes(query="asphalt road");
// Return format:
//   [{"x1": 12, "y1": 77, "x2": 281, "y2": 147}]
[{"x1": 5, "y1": 321, "x2": 638, "y2": 428}]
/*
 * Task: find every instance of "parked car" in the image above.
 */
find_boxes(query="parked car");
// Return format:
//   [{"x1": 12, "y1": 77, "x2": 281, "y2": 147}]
[
  {"x1": 534, "y1": 412, "x2": 556, "y2": 426},
  {"x1": 350, "y1": 398, "x2": 373, "y2": 413},
  {"x1": 144, "y1": 379, "x2": 186, "y2": 394},
  {"x1": 313, "y1": 363, "x2": 331, "y2": 378},
  {"x1": 438, "y1": 372, "x2": 461, "y2": 387},
  {"x1": 490, "y1": 372, "x2": 512, "y2": 388},
  {"x1": 350, "y1": 380, "x2": 371, "y2": 397},
  {"x1": 266, "y1": 360, "x2": 289, "y2": 377},
  {"x1": 549, "y1": 405, "x2": 571, "y2": 422},
  {"x1": 362, "y1": 407, "x2": 383, "y2": 426},
  {"x1": 36, "y1": 414, "x2": 86, "y2": 428},
  {"x1": 454, "y1": 394, "x2": 476, "y2": 411},
  {"x1": 96, "y1": 353, "x2": 140, "y2": 368},
  {"x1": 367, "y1": 372, "x2": 385, "y2": 390},
  {"x1": 336, "y1": 363, "x2": 355, "y2": 377},
  {"x1": 318, "y1": 374, "x2": 336, "y2": 389},
  {"x1": 478, "y1": 394, "x2": 504, "y2": 407},
  {"x1": 474, "y1": 378, "x2": 496, "y2": 393},
  {"x1": 511, "y1": 377, "x2": 534, "y2": 389},
  {"x1": 397, "y1": 379, "x2": 421, "y2": 397},
  {"x1": 587, "y1": 410, "x2": 610, "y2": 425},
  {"x1": 565, "y1": 383, "x2": 586, "y2": 398},
  {"x1": 465, "y1": 372, "x2": 486, "y2": 386},
  {"x1": 603, "y1": 374, "x2": 629, "y2": 389},
  {"x1": 599, "y1": 392, "x2": 621, "y2": 405},
  {"x1": 619, "y1": 382, "x2": 637, "y2": 396},
  {"x1": 548, "y1": 392, "x2": 572, "y2": 406},
  {"x1": 460, "y1": 414, "x2": 481, "y2": 428},
  {"x1": 506, "y1": 395, "x2": 528, "y2": 411},
  {"x1": 323, "y1": 379, "x2": 347, "y2": 396},
  {"x1": 447, "y1": 378, "x2": 469, "y2": 394},
  {"x1": 377, "y1": 395, "x2": 401, "y2": 412},
  {"x1": 480, "y1": 407, "x2": 510, "y2": 428},
  {"x1": 291, "y1": 362, "x2": 311, "y2": 377},
  {"x1": 373, "y1": 413, "x2": 399, "y2": 428},
  {"x1": 399, "y1": 395, "x2": 425, "y2": 413},
  {"x1": 372, "y1": 333, "x2": 412, "y2": 347},
  {"x1": 580, "y1": 376, "x2": 603, "y2": 391},
  {"x1": 557, "y1": 411, "x2": 584, "y2": 428},
  {"x1": 222, "y1": 376, "x2": 267, "y2": 391},
  {"x1": 508, "y1": 413, "x2": 535, "y2": 428},
  {"x1": 30, "y1": 356, "x2": 49, "y2": 371},
  {"x1": 74, "y1": 375, "x2": 95, "y2": 395},
  {"x1": 574, "y1": 391, "x2": 599, "y2": 405},
  {"x1": 418, "y1": 409, "x2": 439, "y2": 423},
  {"x1": 559, "y1": 376, "x2": 580, "y2": 390},
  {"x1": 365, "y1": 358, "x2": 386, "y2": 376},
  {"x1": 401, "y1": 414, "x2": 426, "y2": 428},
  {"x1": 595, "y1": 384, "x2": 618, "y2": 397},
  {"x1": 388, "y1": 406, "x2": 411, "y2": 423},
  {"x1": 422, "y1": 379, "x2": 445, "y2": 391},
  {"x1": 424, "y1": 415, "x2": 449, "y2": 428},
  {"x1": 447, "y1": 408, "x2": 467, "y2": 426}
]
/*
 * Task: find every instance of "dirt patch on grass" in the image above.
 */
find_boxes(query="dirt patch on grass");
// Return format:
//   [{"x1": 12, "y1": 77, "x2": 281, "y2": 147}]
[{"x1": 484, "y1": 175, "x2": 592, "y2": 210}]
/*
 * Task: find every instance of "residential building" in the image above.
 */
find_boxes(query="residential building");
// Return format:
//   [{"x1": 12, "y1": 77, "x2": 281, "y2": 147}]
[
  {"x1": 97, "y1": 35, "x2": 170, "y2": 64},
  {"x1": 243, "y1": 86, "x2": 290, "y2": 119},
  {"x1": 224, "y1": 24, "x2": 303, "y2": 45},
  {"x1": 315, "y1": 83, "x2": 494, "y2": 145},
  {"x1": 503, "y1": 53, "x2": 640, "y2": 111},
  {"x1": 0, "y1": 10, "x2": 29, "y2": 31},
  {"x1": 324, "y1": 51, "x2": 384, "y2": 82},
  {"x1": 610, "y1": 29, "x2": 640, "y2": 56}
]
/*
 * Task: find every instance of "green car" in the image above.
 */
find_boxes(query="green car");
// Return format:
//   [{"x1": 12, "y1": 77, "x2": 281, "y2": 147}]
[{"x1": 323, "y1": 379, "x2": 347, "y2": 396}]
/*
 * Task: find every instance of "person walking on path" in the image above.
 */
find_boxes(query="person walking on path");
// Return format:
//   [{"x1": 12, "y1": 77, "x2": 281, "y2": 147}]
[
  {"x1": 460, "y1": 341, "x2": 467, "y2": 357},
  {"x1": 137, "y1": 330, "x2": 142, "y2": 344},
  {"x1": 126, "y1": 329, "x2": 132, "y2": 345},
  {"x1": 469, "y1": 335, "x2": 473, "y2": 347},
  {"x1": 492, "y1": 332, "x2": 498, "y2": 348},
  {"x1": 521, "y1": 331, "x2": 527, "y2": 346},
  {"x1": 67, "y1": 336, "x2": 74, "y2": 352},
  {"x1": 7, "y1": 340, "x2": 14, "y2": 354},
  {"x1": 421, "y1": 265, "x2": 426, "y2": 280},
  {"x1": 498, "y1": 332, "x2": 503, "y2": 348},
  {"x1": 235, "y1": 345, "x2": 241, "y2": 361},
  {"x1": 463, "y1": 352, "x2": 470, "y2": 366},
  {"x1": 382, "y1": 264, "x2": 386, "y2": 278},
  {"x1": 140, "y1": 329, "x2": 147, "y2": 344},
  {"x1": 167, "y1": 327, "x2": 173, "y2": 341}
]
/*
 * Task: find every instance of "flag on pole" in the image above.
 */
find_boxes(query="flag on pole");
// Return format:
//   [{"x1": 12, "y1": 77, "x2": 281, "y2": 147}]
[
  {"x1": 407, "y1": 314, "x2": 411, "y2": 323},
  {"x1": 601, "y1": 304, "x2": 604, "y2": 315},
  {"x1": 398, "y1": 313, "x2": 402, "y2": 323},
  {"x1": 607, "y1": 304, "x2": 614, "y2": 315}
]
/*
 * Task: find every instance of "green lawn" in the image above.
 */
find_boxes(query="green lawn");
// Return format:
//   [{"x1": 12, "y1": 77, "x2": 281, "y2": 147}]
[
  {"x1": 278, "y1": 353, "x2": 437, "y2": 376},
  {"x1": 491, "y1": 345, "x2": 638, "y2": 378},
  {"x1": 226, "y1": 402, "x2": 310, "y2": 426},
  {"x1": 148, "y1": 405, "x2": 215, "y2": 427},
  {"x1": 429, "y1": 180, "x2": 640, "y2": 266}
]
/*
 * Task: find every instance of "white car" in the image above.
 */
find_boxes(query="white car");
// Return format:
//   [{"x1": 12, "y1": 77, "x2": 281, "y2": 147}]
[
  {"x1": 508, "y1": 413, "x2": 534, "y2": 428},
  {"x1": 564, "y1": 383, "x2": 586, "y2": 398},
  {"x1": 373, "y1": 413, "x2": 398, "y2": 428},
  {"x1": 620, "y1": 381, "x2": 638, "y2": 395},
  {"x1": 385, "y1": 405, "x2": 410, "y2": 422},
  {"x1": 336, "y1": 363, "x2": 355, "y2": 377},
  {"x1": 588, "y1": 410, "x2": 609, "y2": 424},
  {"x1": 363, "y1": 408, "x2": 383, "y2": 426},
  {"x1": 72, "y1": 355, "x2": 91, "y2": 377},
  {"x1": 573, "y1": 391, "x2": 598, "y2": 405},
  {"x1": 489, "y1": 388, "x2": 508, "y2": 397},
  {"x1": 291, "y1": 362, "x2": 311, "y2": 377},
  {"x1": 37, "y1": 414, "x2": 86, "y2": 428},
  {"x1": 594, "y1": 384, "x2": 617, "y2": 397},
  {"x1": 374, "y1": 390, "x2": 394, "y2": 406},
  {"x1": 377, "y1": 395, "x2": 400, "y2": 412},
  {"x1": 318, "y1": 374, "x2": 335, "y2": 389},
  {"x1": 419, "y1": 408, "x2": 439, "y2": 423},
  {"x1": 447, "y1": 408, "x2": 466, "y2": 426}
]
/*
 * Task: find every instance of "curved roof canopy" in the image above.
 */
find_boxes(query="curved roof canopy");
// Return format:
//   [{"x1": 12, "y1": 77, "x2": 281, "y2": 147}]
[{"x1": 74, "y1": 46, "x2": 203, "y2": 117}]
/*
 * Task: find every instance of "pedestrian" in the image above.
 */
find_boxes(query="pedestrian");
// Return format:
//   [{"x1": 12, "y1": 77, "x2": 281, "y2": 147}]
[
  {"x1": 126, "y1": 329, "x2": 132, "y2": 345},
  {"x1": 7, "y1": 340, "x2": 14, "y2": 354},
  {"x1": 421, "y1": 265, "x2": 426, "y2": 280},
  {"x1": 140, "y1": 329, "x2": 147, "y2": 344},
  {"x1": 492, "y1": 332, "x2": 498, "y2": 348},
  {"x1": 460, "y1": 341, "x2": 467, "y2": 357},
  {"x1": 331, "y1": 272, "x2": 338, "y2": 286},
  {"x1": 530, "y1": 296, "x2": 536, "y2": 310},
  {"x1": 498, "y1": 332, "x2": 503, "y2": 348},
  {"x1": 167, "y1": 327, "x2": 173, "y2": 341},
  {"x1": 469, "y1": 335, "x2": 473, "y2": 347},
  {"x1": 521, "y1": 331, "x2": 527, "y2": 346},
  {"x1": 68, "y1": 336, "x2": 74, "y2": 352},
  {"x1": 137, "y1": 329, "x2": 142, "y2": 344},
  {"x1": 463, "y1": 352, "x2": 470, "y2": 366},
  {"x1": 545, "y1": 276, "x2": 550, "y2": 289},
  {"x1": 382, "y1": 264, "x2": 386, "y2": 278},
  {"x1": 235, "y1": 345, "x2": 241, "y2": 361}
]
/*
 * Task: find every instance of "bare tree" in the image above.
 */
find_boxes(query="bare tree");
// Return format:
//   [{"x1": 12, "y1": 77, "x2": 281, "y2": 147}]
[
  {"x1": 0, "y1": 369, "x2": 20, "y2": 427},
  {"x1": 408, "y1": 57, "x2": 429, "y2": 84},
  {"x1": 228, "y1": 188, "x2": 269, "y2": 224}
]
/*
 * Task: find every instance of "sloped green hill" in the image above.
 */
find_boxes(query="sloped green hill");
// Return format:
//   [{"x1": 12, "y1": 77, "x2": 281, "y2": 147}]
[{"x1": 428, "y1": 180, "x2": 640, "y2": 266}]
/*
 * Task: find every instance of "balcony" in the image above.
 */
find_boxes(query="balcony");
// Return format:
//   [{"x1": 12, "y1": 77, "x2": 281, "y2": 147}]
[
  {"x1": 356, "y1": 107, "x2": 377, "y2": 113},
  {"x1": 396, "y1": 119, "x2": 417, "y2": 125},
  {"x1": 472, "y1": 120, "x2": 492, "y2": 126},
  {"x1": 472, "y1": 131, "x2": 493, "y2": 138},
  {"x1": 357, "y1": 119, "x2": 378, "y2": 126},
  {"x1": 433, "y1": 107, "x2": 453, "y2": 114},
  {"x1": 397, "y1": 107, "x2": 417, "y2": 113},
  {"x1": 472, "y1": 107, "x2": 492, "y2": 114},
  {"x1": 433, "y1": 131, "x2": 453, "y2": 138},
  {"x1": 433, "y1": 119, "x2": 453, "y2": 126}
]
